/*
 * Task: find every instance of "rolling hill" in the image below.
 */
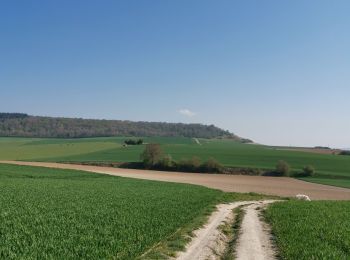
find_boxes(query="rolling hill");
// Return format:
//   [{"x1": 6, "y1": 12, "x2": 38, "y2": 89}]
[{"x1": 0, "y1": 113, "x2": 251, "y2": 141}]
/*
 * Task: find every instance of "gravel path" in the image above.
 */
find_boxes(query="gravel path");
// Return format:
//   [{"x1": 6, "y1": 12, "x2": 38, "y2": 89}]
[
  {"x1": 236, "y1": 201, "x2": 277, "y2": 260},
  {"x1": 176, "y1": 202, "x2": 251, "y2": 260},
  {"x1": 1, "y1": 161, "x2": 350, "y2": 200},
  {"x1": 193, "y1": 138, "x2": 202, "y2": 145},
  {"x1": 176, "y1": 200, "x2": 278, "y2": 260}
]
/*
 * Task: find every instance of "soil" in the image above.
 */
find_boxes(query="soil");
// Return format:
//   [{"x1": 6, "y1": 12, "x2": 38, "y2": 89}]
[
  {"x1": 236, "y1": 201, "x2": 277, "y2": 260},
  {"x1": 176, "y1": 200, "x2": 279, "y2": 260},
  {"x1": 1, "y1": 161, "x2": 350, "y2": 200},
  {"x1": 176, "y1": 202, "x2": 251, "y2": 260}
]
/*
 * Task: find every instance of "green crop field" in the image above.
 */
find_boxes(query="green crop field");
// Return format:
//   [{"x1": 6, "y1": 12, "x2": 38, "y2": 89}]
[
  {"x1": 265, "y1": 201, "x2": 350, "y2": 259},
  {"x1": 0, "y1": 163, "x2": 227, "y2": 259},
  {"x1": 300, "y1": 177, "x2": 350, "y2": 189},
  {"x1": 0, "y1": 137, "x2": 350, "y2": 188}
]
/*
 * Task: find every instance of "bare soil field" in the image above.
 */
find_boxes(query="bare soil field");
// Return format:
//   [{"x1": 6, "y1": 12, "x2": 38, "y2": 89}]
[
  {"x1": 276, "y1": 147, "x2": 341, "y2": 155},
  {"x1": 1, "y1": 161, "x2": 349, "y2": 200}
]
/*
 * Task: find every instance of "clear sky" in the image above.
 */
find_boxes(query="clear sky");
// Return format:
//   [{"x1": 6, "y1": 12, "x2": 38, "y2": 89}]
[{"x1": 1, "y1": 1, "x2": 349, "y2": 147}]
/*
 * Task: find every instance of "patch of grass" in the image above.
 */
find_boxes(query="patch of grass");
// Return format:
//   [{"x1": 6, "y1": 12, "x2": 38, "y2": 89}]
[
  {"x1": 0, "y1": 137, "x2": 120, "y2": 161},
  {"x1": 140, "y1": 204, "x2": 215, "y2": 259},
  {"x1": 300, "y1": 176, "x2": 350, "y2": 189},
  {"x1": 0, "y1": 163, "x2": 222, "y2": 259},
  {"x1": 265, "y1": 201, "x2": 350, "y2": 259},
  {"x1": 0, "y1": 164, "x2": 275, "y2": 259},
  {"x1": 221, "y1": 206, "x2": 245, "y2": 260}
]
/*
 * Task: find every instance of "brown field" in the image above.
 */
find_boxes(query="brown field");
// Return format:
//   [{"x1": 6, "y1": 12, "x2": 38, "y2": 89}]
[
  {"x1": 1, "y1": 161, "x2": 349, "y2": 200},
  {"x1": 275, "y1": 147, "x2": 341, "y2": 155}
]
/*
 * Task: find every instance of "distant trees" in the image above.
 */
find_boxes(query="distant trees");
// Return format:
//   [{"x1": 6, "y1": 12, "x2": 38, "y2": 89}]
[
  {"x1": 140, "y1": 144, "x2": 164, "y2": 168},
  {"x1": 158, "y1": 155, "x2": 175, "y2": 169},
  {"x1": 0, "y1": 113, "x2": 28, "y2": 119},
  {"x1": 275, "y1": 160, "x2": 291, "y2": 176},
  {"x1": 124, "y1": 139, "x2": 143, "y2": 145},
  {"x1": 140, "y1": 145, "x2": 224, "y2": 173},
  {"x1": 0, "y1": 115, "x2": 245, "y2": 140},
  {"x1": 301, "y1": 165, "x2": 315, "y2": 177},
  {"x1": 201, "y1": 157, "x2": 223, "y2": 173},
  {"x1": 293, "y1": 165, "x2": 316, "y2": 177},
  {"x1": 314, "y1": 146, "x2": 331, "y2": 150},
  {"x1": 178, "y1": 157, "x2": 202, "y2": 172},
  {"x1": 339, "y1": 150, "x2": 350, "y2": 156}
]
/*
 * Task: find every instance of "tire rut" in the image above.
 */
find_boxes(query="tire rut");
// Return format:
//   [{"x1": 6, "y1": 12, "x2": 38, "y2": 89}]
[{"x1": 176, "y1": 200, "x2": 278, "y2": 260}]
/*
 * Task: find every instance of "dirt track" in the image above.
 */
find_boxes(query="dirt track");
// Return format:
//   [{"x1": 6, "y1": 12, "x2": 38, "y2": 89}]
[
  {"x1": 176, "y1": 202, "x2": 240, "y2": 260},
  {"x1": 176, "y1": 200, "x2": 278, "y2": 260},
  {"x1": 1, "y1": 161, "x2": 350, "y2": 200},
  {"x1": 236, "y1": 201, "x2": 277, "y2": 260}
]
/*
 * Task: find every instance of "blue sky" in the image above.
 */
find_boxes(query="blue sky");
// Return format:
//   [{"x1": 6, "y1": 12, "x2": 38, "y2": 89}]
[{"x1": 1, "y1": 1, "x2": 349, "y2": 147}]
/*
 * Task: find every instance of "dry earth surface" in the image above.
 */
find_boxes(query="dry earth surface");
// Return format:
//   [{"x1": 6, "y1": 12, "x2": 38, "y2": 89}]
[
  {"x1": 276, "y1": 147, "x2": 341, "y2": 155},
  {"x1": 236, "y1": 201, "x2": 277, "y2": 260},
  {"x1": 176, "y1": 201, "x2": 246, "y2": 260},
  {"x1": 176, "y1": 200, "x2": 278, "y2": 260},
  {"x1": 1, "y1": 161, "x2": 350, "y2": 200}
]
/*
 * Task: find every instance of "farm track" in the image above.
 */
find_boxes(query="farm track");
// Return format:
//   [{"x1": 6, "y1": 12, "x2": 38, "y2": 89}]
[
  {"x1": 1, "y1": 161, "x2": 350, "y2": 200},
  {"x1": 236, "y1": 201, "x2": 277, "y2": 260},
  {"x1": 176, "y1": 200, "x2": 278, "y2": 260}
]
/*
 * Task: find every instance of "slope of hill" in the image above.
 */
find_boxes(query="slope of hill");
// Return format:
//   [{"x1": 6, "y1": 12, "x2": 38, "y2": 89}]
[{"x1": 0, "y1": 113, "x2": 250, "y2": 141}]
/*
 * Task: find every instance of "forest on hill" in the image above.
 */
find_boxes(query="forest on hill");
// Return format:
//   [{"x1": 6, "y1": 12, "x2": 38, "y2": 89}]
[{"x1": 0, "y1": 113, "x2": 250, "y2": 141}]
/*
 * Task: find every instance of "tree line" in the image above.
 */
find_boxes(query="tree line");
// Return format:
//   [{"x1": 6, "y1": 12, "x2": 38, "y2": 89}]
[
  {"x1": 0, "y1": 113, "x2": 250, "y2": 141},
  {"x1": 139, "y1": 144, "x2": 316, "y2": 176},
  {"x1": 140, "y1": 144, "x2": 224, "y2": 173},
  {"x1": 124, "y1": 139, "x2": 143, "y2": 145}
]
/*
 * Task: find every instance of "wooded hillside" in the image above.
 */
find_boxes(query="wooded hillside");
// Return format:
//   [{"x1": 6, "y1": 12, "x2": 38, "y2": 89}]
[{"x1": 0, "y1": 113, "x2": 250, "y2": 141}]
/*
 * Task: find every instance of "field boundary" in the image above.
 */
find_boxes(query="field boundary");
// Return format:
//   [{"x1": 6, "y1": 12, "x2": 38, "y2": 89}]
[{"x1": 1, "y1": 161, "x2": 350, "y2": 200}]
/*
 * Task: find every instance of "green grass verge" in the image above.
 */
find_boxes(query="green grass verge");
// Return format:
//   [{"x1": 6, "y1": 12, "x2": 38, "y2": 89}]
[
  {"x1": 0, "y1": 164, "x2": 273, "y2": 259},
  {"x1": 265, "y1": 201, "x2": 350, "y2": 259},
  {"x1": 220, "y1": 206, "x2": 245, "y2": 260}
]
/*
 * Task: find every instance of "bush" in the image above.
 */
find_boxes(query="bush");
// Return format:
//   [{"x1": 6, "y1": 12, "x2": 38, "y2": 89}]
[
  {"x1": 295, "y1": 165, "x2": 316, "y2": 177},
  {"x1": 275, "y1": 160, "x2": 290, "y2": 176},
  {"x1": 200, "y1": 157, "x2": 223, "y2": 173},
  {"x1": 177, "y1": 156, "x2": 202, "y2": 172},
  {"x1": 140, "y1": 144, "x2": 163, "y2": 168},
  {"x1": 222, "y1": 167, "x2": 263, "y2": 175},
  {"x1": 339, "y1": 150, "x2": 350, "y2": 156},
  {"x1": 157, "y1": 155, "x2": 175, "y2": 170},
  {"x1": 124, "y1": 139, "x2": 143, "y2": 145}
]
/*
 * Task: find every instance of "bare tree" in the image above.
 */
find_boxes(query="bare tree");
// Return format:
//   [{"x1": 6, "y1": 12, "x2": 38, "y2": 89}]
[{"x1": 140, "y1": 144, "x2": 164, "y2": 168}]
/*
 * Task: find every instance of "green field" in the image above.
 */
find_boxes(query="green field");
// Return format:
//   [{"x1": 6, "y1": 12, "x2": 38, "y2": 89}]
[
  {"x1": 1, "y1": 137, "x2": 350, "y2": 188},
  {"x1": 301, "y1": 177, "x2": 350, "y2": 189},
  {"x1": 265, "y1": 201, "x2": 350, "y2": 259},
  {"x1": 0, "y1": 163, "x2": 226, "y2": 259}
]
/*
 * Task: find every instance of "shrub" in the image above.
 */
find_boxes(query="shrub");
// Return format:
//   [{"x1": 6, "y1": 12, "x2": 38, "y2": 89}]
[
  {"x1": 177, "y1": 156, "x2": 202, "y2": 172},
  {"x1": 201, "y1": 157, "x2": 223, "y2": 173},
  {"x1": 275, "y1": 160, "x2": 290, "y2": 176},
  {"x1": 157, "y1": 155, "x2": 175, "y2": 170},
  {"x1": 339, "y1": 150, "x2": 350, "y2": 156},
  {"x1": 140, "y1": 144, "x2": 163, "y2": 168},
  {"x1": 190, "y1": 156, "x2": 202, "y2": 169},
  {"x1": 222, "y1": 167, "x2": 263, "y2": 175},
  {"x1": 124, "y1": 139, "x2": 143, "y2": 145},
  {"x1": 296, "y1": 165, "x2": 316, "y2": 177}
]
